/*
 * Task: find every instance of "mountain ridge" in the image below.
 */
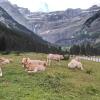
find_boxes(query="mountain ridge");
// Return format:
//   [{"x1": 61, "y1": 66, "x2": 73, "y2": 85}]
[
  {"x1": 0, "y1": 0, "x2": 33, "y2": 32},
  {"x1": 0, "y1": 0, "x2": 100, "y2": 47},
  {"x1": 0, "y1": 6, "x2": 55, "y2": 52},
  {"x1": 16, "y1": 5, "x2": 100, "y2": 45}
]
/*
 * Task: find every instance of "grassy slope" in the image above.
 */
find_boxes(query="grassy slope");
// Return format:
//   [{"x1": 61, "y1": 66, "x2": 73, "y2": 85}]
[{"x1": 0, "y1": 52, "x2": 100, "y2": 100}]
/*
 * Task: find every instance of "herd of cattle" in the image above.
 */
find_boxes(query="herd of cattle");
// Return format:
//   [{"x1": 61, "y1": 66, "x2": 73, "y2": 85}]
[{"x1": 0, "y1": 54, "x2": 84, "y2": 77}]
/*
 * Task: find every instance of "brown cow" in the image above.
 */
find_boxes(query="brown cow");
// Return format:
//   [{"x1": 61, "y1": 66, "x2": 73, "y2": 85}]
[
  {"x1": 22, "y1": 58, "x2": 47, "y2": 67},
  {"x1": 21, "y1": 58, "x2": 46, "y2": 73}
]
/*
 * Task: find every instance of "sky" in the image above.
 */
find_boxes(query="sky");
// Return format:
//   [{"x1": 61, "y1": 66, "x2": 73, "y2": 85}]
[{"x1": 8, "y1": 0, "x2": 100, "y2": 12}]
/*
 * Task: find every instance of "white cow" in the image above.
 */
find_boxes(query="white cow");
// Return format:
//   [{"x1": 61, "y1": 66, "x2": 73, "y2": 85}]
[
  {"x1": 0, "y1": 67, "x2": 2, "y2": 77},
  {"x1": 0, "y1": 57, "x2": 13, "y2": 65},
  {"x1": 47, "y1": 54, "x2": 64, "y2": 66},
  {"x1": 68, "y1": 59, "x2": 83, "y2": 70},
  {"x1": 0, "y1": 57, "x2": 13, "y2": 77}
]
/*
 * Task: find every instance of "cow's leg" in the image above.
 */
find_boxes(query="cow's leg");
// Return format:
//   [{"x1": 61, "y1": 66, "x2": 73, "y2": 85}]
[
  {"x1": 48, "y1": 59, "x2": 51, "y2": 66},
  {"x1": 80, "y1": 66, "x2": 84, "y2": 70},
  {"x1": 47, "y1": 58, "x2": 49, "y2": 65},
  {"x1": 0, "y1": 67, "x2": 2, "y2": 77}
]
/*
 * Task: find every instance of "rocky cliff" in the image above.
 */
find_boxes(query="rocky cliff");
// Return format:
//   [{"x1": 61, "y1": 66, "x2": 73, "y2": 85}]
[
  {"x1": 17, "y1": 5, "x2": 100, "y2": 45},
  {"x1": 0, "y1": 0, "x2": 33, "y2": 32}
]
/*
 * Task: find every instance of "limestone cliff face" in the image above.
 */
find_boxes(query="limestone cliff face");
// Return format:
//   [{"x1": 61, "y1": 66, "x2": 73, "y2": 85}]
[{"x1": 17, "y1": 5, "x2": 100, "y2": 45}]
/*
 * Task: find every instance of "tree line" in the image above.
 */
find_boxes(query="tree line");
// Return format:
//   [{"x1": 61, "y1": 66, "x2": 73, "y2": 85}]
[{"x1": 70, "y1": 43, "x2": 99, "y2": 56}]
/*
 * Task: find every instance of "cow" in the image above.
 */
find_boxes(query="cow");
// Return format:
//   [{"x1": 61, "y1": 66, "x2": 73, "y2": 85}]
[
  {"x1": 68, "y1": 58, "x2": 83, "y2": 70},
  {"x1": 47, "y1": 54, "x2": 64, "y2": 66},
  {"x1": 0, "y1": 57, "x2": 13, "y2": 77},
  {"x1": 21, "y1": 57, "x2": 46, "y2": 73},
  {"x1": 22, "y1": 57, "x2": 47, "y2": 67},
  {"x1": 0, "y1": 57, "x2": 13, "y2": 64}
]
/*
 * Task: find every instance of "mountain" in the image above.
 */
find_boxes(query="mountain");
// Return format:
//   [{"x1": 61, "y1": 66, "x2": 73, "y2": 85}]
[
  {"x1": 16, "y1": 5, "x2": 100, "y2": 45},
  {"x1": 76, "y1": 10, "x2": 100, "y2": 50},
  {"x1": 82, "y1": 10, "x2": 100, "y2": 34},
  {"x1": 2, "y1": 1, "x2": 99, "y2": 46},
  {"x1": 0, "y1": 0, "x2": 33, "y2": 32},
  {"x1": 0, "y1": 6, "x2": 54, "y2": 52}
]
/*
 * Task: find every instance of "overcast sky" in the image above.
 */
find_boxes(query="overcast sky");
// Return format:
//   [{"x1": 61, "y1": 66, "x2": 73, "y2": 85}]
[{"x1": 8, "y1": 0, "x2": 100, "y2": 12}]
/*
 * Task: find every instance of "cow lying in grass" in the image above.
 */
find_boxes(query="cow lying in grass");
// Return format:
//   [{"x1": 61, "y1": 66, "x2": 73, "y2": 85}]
[
  {"x1": 68, "y1": 57, "x2": 83, "y2": 70},
  {"x1": 0, "y1": 57, "x2": 13, "y2": 65},
  {"x1": 21, "y1": 58, "x2": 46, "y2": 73},
  {"x1": 22, "y1": 58, "x2": 47, "y2": 67},
  {"x1": 0, "y1": 57, "x2": 13, "y2": 77},
  {"x1": 47, "y1": 54, "x2": 64, "y2": 66}
]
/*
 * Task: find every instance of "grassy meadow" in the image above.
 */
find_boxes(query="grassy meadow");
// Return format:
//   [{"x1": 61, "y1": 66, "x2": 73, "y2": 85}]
[{"x1": 0, "y1": 52, "x2": 100, "y2": 100}]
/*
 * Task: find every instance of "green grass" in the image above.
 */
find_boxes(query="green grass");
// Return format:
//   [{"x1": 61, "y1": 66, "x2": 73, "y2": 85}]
[{"x1": 0, "y1": 52, "x2": 100, "y2": 100}]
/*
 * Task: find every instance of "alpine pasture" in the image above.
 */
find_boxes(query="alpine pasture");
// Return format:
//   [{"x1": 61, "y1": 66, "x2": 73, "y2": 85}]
[{"x1": 0, "y1": 52, "x2": 100, "y2": 100}]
